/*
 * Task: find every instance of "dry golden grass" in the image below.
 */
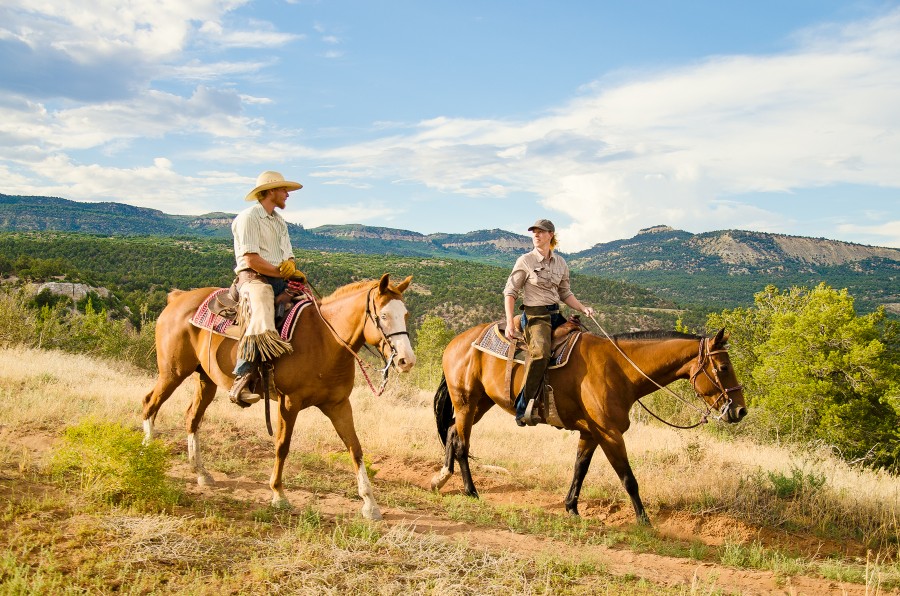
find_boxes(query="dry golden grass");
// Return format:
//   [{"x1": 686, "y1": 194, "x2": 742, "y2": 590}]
[
  {"x1": 3, "y1": 345, "x2": 898, "y2": 551},
  {"x1": 3, "y1": 345, "x2": 900, "y2": 595}
]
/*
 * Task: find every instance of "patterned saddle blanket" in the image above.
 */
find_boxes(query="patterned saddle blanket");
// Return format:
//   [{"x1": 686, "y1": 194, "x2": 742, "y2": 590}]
[
  {"x1": 471, "y1": 322, "x2": 582, "y2": 369},
  {"x1": 190, "y1": 288, "x2": 314, "y2": 342}
]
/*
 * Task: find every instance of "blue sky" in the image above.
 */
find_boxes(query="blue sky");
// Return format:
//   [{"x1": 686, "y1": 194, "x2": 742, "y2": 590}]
[{"x1": 2, "y1": 1, "x2": 899, "y2": 251}]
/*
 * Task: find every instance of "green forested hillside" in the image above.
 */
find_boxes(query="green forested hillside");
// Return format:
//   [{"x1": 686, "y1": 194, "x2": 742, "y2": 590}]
[
  {"x1": 0, "y1": 232, "x2": 681, "y2": 334},
  {"x1": 0, "y1": 195, "x2": 526, "y2": 266},
  {"x1": 569, "y1": 227, "x2": 900, "y2": 314},
  {"x1": 6, "y1": 196, "x2": 897, "y2": 317}
]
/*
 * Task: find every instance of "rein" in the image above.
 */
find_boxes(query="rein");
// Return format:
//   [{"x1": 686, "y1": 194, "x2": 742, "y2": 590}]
[
  {"x1": 306, "y1": 284, "x2": 407, "y2": 396},
  {"x1": 585, "y1": 314, "x2": 740, "y2": 428}
]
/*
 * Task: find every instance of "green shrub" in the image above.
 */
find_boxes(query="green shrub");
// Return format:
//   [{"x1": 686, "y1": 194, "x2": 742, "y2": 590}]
[
  {"x1": 0, "y1": 287, "x2": 157, "y2": 371},
  {"x1": 49, "y1": 419, "x2": 182, "y2": 511},
  {"x1": 708, "y1": 283, "x2": 900, "y2": 470},
  {"x1": 767, "y1": 465, "x2": 827, "y2": 500},
  {"x1": 410, "y1": 314, "x2": 456, "y2": 389}
]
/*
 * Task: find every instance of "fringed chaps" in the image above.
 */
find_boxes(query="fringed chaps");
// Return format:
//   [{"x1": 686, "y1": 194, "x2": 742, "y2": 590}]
[{"x1": 236, "y1": 280, "x2": 293, "y2": 362}]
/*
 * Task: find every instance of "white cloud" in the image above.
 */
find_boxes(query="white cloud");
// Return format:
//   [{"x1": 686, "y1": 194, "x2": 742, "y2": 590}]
[
  {"x1": 837, "y1": 221, "x2": 900, "y2": 249},
  {"x1": 198, "y1": 18, "x2": 303, "y2": 49},
  {"x1": 283, "y1": 203, "x2": 398, "y2": 228},
  {"x1": 0, "y1": 86, "x2": 259, "y2": 155},
  {"x1": 311, "y1": 9, "x2": 900, "y2": 250},
  {"x1": 0, "y1": 1, "x2": 294, "y2": 101}
]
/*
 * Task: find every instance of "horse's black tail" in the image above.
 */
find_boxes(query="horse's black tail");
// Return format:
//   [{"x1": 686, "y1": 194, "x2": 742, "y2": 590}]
[{"x1": 434, "y1": 373, "x2": 455, "y2": 447}]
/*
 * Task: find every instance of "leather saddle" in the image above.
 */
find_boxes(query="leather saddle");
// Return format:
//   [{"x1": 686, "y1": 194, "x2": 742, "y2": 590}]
[
  {"x1": 208, "y1": 277, "x2": 299, "y2": 329},
  {"x1": 500, "y1": 315, "x2": 587, "y2": 429},
  {"x1": 498, "y1": 314, "x2": 586, "y2": 355}
]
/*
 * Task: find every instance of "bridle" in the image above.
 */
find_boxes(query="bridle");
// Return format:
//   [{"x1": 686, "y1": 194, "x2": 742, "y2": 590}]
[
  {"x1": 586, "y1": 314, "x2": 743, "y2": 428},
  {"x1": 305, "y1": 282, "x2": 409, "y2": 395},
  {"x1": 689, "y1": 340, "x2": 744, "y2": 423},
  {"x1": 362, "y1": 286, "x2": 410, "y2": 380}
]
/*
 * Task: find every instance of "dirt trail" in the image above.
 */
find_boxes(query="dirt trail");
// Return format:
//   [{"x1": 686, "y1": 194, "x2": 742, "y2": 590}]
[
  {"x1": 6, "y1": 429, "x2": 888, "y2": 595},
  {"x1": 172, "y1": 452, "x2": 881, "y2": 596}
]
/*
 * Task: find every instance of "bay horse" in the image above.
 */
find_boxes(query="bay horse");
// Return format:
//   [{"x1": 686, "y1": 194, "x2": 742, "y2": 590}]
[
  {"x1": 430, "y1": 326, "x2": 746, "y2": 524},
  {"x1": 142, "y1": 274, "x2": 415, "y2": 520}
]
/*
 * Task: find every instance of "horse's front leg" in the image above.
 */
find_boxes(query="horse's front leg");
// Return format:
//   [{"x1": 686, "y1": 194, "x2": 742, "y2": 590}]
[
  {"x1": 596, "y1": 428, "x2": 650, "y2": 525},
  {"x1": 186, "y1": 372, "x2": 218, "y2": 486},
  {"x1": 270, "y1": 398, "x2": 300, "y2": 509},
  {"x1": 565, "y1": 433, "x2": 598, "y2": 516},
  {"x1": 319, "y1": 399, "x2": 382, "y2": 520}
]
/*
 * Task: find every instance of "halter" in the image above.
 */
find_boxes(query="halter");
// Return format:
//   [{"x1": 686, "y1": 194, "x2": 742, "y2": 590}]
[{"x1": 586, "y1": 314, "x2": 742, "y2": 428}]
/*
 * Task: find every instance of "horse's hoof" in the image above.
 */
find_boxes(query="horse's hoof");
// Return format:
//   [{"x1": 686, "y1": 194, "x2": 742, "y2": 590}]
[
  {"x1": 272, "y1": 496, "x2": 291, "y2": 510},
  {"x1": 362, "y1": 504, "x2": 383, "y2": 521},
  {"x1": 430, "y1": 467, "x2": 452, "y2": 491},
  {"x1": 197, "y1": 473, "x2": 215, "y2": 487}
]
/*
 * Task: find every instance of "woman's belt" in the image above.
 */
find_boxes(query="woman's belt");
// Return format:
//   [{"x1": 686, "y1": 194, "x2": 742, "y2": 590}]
[{"x1": 521, "y1": 304, "x2": 559, "y2": 312}]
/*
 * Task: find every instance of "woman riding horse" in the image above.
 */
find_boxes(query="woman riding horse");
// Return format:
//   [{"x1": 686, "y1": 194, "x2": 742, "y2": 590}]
[{"x1": 431, "y1": 326, "x2": 746, "y2": 524}]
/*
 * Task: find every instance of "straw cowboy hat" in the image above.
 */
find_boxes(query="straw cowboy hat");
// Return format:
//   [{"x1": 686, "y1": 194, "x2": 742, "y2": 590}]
[{"x1": 244, "y1": 171, "x2": 303, "y2": 201}]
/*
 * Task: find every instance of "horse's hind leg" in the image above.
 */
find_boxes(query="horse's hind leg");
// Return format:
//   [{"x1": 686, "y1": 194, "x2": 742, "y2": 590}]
[
  {"x1": 186, "y1": 371, "x2": 218, "y2": 487},
  {"x1": 319, "y1": 399, "x2": 382, "y2": 520},
  {"x1": 565, "y1": 433, "x2": 599, "y2": 516},
  {"x1": 433, "y1": 395, "x2": 492, "y2": 498},
  {"x1": 141, "y1": 368, "x2": 194, "y2": 443}
]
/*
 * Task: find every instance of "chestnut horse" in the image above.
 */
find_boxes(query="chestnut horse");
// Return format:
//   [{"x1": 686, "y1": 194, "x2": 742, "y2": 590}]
[
  {"x1": 142, "y1": 274, "x2": 415, "y2": 520},
  {"x1": 430, "y1": 327, "x2": 746, "y2": 524}
]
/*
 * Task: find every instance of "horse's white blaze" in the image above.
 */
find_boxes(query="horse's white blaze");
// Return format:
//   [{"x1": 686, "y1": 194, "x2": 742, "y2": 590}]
[
  {"x1": 357, "y1": 466, "x2": 382, "y2": 520},
  {"x1": 430, "y1": 466, "x2": 453, "y2": 491},
  {"x1": 142, "y1": 418, "x2": 154, "y2": 443},
  {"x1": 382, "y1": 300, "x2": 416, "y2": 372}
]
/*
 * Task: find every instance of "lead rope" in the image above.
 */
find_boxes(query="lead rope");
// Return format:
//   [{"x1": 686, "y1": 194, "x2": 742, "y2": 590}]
[{"x1": 584, "y1": 313, "x2": 711, "y2": 428}]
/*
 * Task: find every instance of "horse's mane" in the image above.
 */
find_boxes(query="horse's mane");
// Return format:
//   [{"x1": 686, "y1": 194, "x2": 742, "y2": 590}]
[
  {"x1": 322, "y1": 279, "x2": 376, "y2": 304},
  {"x1": 611, "y1": 330, "x2": 701, "y2": 341}
]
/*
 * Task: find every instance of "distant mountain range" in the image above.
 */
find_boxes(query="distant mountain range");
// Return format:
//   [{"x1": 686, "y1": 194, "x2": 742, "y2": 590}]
[
  {"x1": 2, "y1": 194, "x2": 898, "y2": 313},
  {"x1": 0, "y1": 194, "x2": 530, "y2": 266}
]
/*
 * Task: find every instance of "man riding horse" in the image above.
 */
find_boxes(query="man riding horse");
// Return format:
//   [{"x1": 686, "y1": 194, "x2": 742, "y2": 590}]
[{"x1": 228, "y1": 170, "x2": 308, "y2": 406}]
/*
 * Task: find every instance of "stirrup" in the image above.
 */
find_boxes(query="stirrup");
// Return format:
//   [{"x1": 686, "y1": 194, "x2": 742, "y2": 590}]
[
  {"x1": 522, "y1": 397, "x2": 541, "y2": 426},
  {"x1": 229, "y1": 373, "x2": 260, "y2": 407}
]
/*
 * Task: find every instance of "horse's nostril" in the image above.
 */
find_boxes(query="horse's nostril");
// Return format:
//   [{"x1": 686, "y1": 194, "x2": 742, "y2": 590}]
[{"x1": 734, "y1": 406, "x2": 747, "y2": 421}]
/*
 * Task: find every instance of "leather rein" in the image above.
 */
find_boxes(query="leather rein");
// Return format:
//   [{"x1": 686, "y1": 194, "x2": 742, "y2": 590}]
[
  {"x1": 308, "y1": 283, "x2": 409, "y2": 396},
  {"x1": 587, "y1": 314, "x2": 743, "y2": 429}
]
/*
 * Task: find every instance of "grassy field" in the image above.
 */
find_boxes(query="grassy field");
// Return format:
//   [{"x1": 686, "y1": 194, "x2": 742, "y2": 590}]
[{"x1": 1, "y1": 346, "x2": 898, "y2": 594}]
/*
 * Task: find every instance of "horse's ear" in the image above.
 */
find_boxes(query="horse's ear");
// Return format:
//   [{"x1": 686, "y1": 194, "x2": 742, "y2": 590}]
[
  {"x1": 394, "y1": 275, "x2": 413, "y2": 293},
  {"x1": 712, "y1": 328, "x2": 728, "y2": 347},
  {"x1": 378, "y1": 273, "x2": 391, "y2": 293}
]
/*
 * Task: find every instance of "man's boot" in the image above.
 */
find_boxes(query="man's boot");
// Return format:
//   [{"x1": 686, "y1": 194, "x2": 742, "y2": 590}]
[{"x1": 229, "y1": 371, "x2": 261, "y2": 407}]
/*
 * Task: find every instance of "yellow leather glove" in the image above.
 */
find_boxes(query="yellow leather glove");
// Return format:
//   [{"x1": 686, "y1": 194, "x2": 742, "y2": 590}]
[
  {"x1": 278, "y1": 260, "x2": 297, "y2": 280},
  {"x1": 290, "y1": 270, "x2": 307, "y2": 283}
]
